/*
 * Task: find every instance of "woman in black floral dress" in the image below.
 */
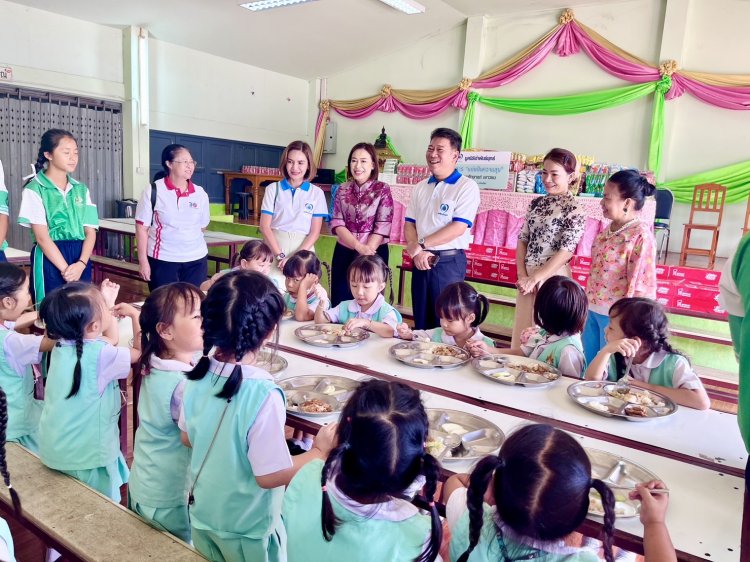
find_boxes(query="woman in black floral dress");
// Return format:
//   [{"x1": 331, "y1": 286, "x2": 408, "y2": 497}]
[{"x1": 513, "y1": 148, "x2": 585, "y2": 347}]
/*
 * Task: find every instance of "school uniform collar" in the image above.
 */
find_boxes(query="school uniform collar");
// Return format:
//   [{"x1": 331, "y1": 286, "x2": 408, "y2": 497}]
[
  {"x1": 427, "y1": 169, "x2": 462, "y2": 185},
  {"x1": 164, "y1": 176, "x2": 195, "y2": 195},
  {"x1": 34, "y1": 170, "x2": 79, "y2": 190},
  {"x1": 346, "y1": 294, "x2": 385, "y2": 315},
  {"x1": 208, "y1": 356, "x2": 274, "y2": 380},
  {"x1": 536, "y1": 329, "x2": 574, "y2": 344},
  {"x1": 640, "y1": 349, "x2": 668, "y2": 369},
  {"x1": 280, "y1": 178, "x2": 311, "y2": 192},
  {"x1": 150, "y1": 355, "x2": 194, "y2": 372},
  {"x1": 0, "y1": 321, "x2": 15, "y2": 331}
]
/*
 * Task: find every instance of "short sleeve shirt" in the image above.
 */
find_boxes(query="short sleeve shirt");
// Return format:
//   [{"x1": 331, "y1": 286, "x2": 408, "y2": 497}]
[
  {"x1": 0, "y1": 323, "x2": 43, "y2": 375},
  {"x1": 134, "y1": 177, "x2": 210, "y2": 262},
  {"x1": 324, "y1": 294, "x2": 401, "y2": 334},
  {"x1": 404, "y1": 171, "x2": 480, "y2": 251},
  {"x1": 261, "y1": 180, "x2": 328, "y2": 234},
  {"x1": 518, "y1": 194, "x2": 585, "y2": 268},
  {"x1": 329, "y1": 180, "x2": 394, "y2": 247}
]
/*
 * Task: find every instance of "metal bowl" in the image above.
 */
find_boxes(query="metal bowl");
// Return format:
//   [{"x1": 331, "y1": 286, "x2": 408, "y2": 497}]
[
  {"x1": 389, "y1": 341, "x2": 471, "y2": 369},
  {"x1": 295, "y1": 324, "x2": 370, "y2": 348},
  {"x1": 255, "y1": 347, "x2": 288, "y2": 375},
  {"x1": 472, "y1": 354, "x2": 560, "y2": 387},
  {"x1": 278, "y1": 375, "x2": 361, "y2": 417},
  {"x1": 425, "y1": 408, "x2": 505, "y2": 463},
  {"x1": 567, "y1": 381, "x2": 677, "y2": 422}
]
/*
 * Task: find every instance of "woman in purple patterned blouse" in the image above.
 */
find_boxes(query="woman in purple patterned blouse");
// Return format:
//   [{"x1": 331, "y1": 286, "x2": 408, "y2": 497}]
[{"x1": 329, "y1": 142, "x2": 394, "y2": 306}]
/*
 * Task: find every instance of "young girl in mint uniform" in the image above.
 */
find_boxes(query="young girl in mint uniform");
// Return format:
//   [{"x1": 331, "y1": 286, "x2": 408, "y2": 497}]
[
  {"x1": 128, "y1": 283, "x2": 204, "y2": 543},
  {"x1": 0, "y1": 264, "x2": 56, "y2": 452},
  {"x1": 282, "y1": 379, "x2": 443, "y2": 562},
  {"x1": 18, "y1": 129, "x2": 98, "y2": 304},
  {"x1": 37, "y1": 282, "x2": 141, "y2": 501},
  {"x1": 180, "y1": 271, "x2": 335, "y2": 562},
  {"x1": 470, "y1": 276, "x2": 588, "y2": 378},
  {"x1": 315, "y1": 255, "x2": 400, "y2": 338}
]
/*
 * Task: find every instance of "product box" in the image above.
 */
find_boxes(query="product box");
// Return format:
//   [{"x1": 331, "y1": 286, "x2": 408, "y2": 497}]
[
  {"x1": 675, "y1": 283, "x2": 721, "y2": 302},
  {"x1": 655, "y1": 264, "x2": 670, "y2": 280},
  {"x1": 469, "y1": 244, "x2": 496, "y2": 258},
  {"x1": 655, "y1": 281, "x2": 681, "y2": 298},
  {"x1": 574, "y1": 255, "x2": 592, "y2": 269},
  {"x1": 465, "y1": 258, "x2": 473, "y2": 277},
  {"x1": 401, "y1": 250, "x2": 412, "y2": 268},
  {"x1": 656, "y1": 296, "x2": 674, "y2": 309},
  {"x1": 472, "y1": 258, "x2": 501, "y2": 278},
  {"x1": 668, "y1": 266, "x2": 722, "y2": 286},
  {"x1": 672, "y1": 298, "x2": 727, "y2": 317},
  {"x1": 495, "y1": 247, "x2": 517, "y2": 260},
  {"x1": 571, "y1": 268, "x2": 590, "y2": 288}
]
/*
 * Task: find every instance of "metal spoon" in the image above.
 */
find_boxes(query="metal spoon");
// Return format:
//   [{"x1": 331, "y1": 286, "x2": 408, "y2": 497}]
[{"x1": 436, "y1": 433, "x2": 463, "y2": 462}]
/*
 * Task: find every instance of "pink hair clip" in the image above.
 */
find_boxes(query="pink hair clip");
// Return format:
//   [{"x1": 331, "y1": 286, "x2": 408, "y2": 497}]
[{"x1": 321, "y1": 485, "x2": 327, "y2": 492}]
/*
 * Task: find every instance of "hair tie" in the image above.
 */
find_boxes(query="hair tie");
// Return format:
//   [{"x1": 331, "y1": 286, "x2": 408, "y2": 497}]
[{"x1": 321, "y1": 485, "x2": 327, "y2": 492}]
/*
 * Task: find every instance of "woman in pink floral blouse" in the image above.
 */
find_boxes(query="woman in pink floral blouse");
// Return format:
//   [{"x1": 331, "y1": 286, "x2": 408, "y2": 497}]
[
  {"x1": 329, "y1": 143, "x2": 394, "y2": 306},
  {"x1": 583, "y1": 169, "x2": 657, "y2": 364}
]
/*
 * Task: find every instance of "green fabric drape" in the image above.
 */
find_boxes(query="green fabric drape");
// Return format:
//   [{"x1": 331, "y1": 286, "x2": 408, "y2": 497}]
[
  {"x1": 660, "y1": 159, "x2": 750, "y2": 204},
  {"x1": 460, "y1": 77, "x2": 670, "y2": 178}
]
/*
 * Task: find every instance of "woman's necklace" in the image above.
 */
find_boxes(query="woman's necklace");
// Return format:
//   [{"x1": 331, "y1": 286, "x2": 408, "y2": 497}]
[{"x1": 608, "y1": 217, "x2": 639, "y2": 237}]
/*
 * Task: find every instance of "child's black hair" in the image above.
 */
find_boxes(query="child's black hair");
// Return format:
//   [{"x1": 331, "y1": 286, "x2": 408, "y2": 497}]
[
  {"x1": 607, "y1": 169, "x2": 656, "y2": 211},
  {"x1": 230, "y1": 240, "x2": 274, "y2": 269},
  {"x1": 347, "y1": 255, "x2": 395, "y2": 304},
  {"x1": 458, "y1": 424, "x2": 615, "y2": 562},
  {"x1": 283, "y1": 250, "x2": 331, "y2": 291},
  {"x1": 609, "y1": 297, "x2": 684, "y2": 380},
  {"x1": 0, "y1": 263, "x2": 27, "y2": 300},
  {"x1": 39, "y1": 282, "x2": 101, "y2": 399},
  {"x1": 0, "y1": 386, "x2": 22, "y2": 516},
  {"x1": 320, "y1": 379, "x2": 442, "y2": 562},
  {"x1": 533, "y1": 275, "x2": 588, "y2": 335},
  {"x1": 435, "y1": 282, "x2": 488, "y2": 327},
  {"x1": 25, "y1": 129, "x2": 76, "y2": 186},
  {"x1": 138, "y1": 282, "x2": 204, "y2": 381},
  {"x1": 186, "y1": 271, "x2": 284, "y2": 401}
]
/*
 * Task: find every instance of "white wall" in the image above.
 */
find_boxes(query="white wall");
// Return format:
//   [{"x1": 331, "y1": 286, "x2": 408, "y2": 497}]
[
  {"x1": 149, "y1": 39, "x2": 311, "y2": 147},
  {"x1": 321, "y1": 0, "x2": 749, "y2": 257},
  {"x1": 0, "y1": 0, "x2": 124, "y2": 99}
]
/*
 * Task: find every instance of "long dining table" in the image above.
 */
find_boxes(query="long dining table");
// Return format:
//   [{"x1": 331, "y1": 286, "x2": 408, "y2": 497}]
[{"x1": 270, "y1": 318, "x2": 746, "y2": 562}]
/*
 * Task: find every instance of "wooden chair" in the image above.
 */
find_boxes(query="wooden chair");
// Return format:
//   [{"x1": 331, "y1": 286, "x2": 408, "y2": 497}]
[{"x1": 679, "y1": 183, "x2": 727, "y2": 269}]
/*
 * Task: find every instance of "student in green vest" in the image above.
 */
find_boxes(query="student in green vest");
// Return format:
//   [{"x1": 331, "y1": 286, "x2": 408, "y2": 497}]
[
  {"x1": 282, "y1": 379, "x2": 443, "y2": 562},
  {"x1": 314, "y1": 255, "x2": 401, "y2": 338},
  {"x1": 0, "y1": 263, "x2": 56, "y2": 453},
  {"x1": 282, "y1": 251, "x2": 330, "y2": 322},
  {"x1": 18, "y1": 129, "x2": 99, "y2": 304},
  {"x1": 0, "y1": 385, "x2": 24, "y2": 562},
  {"x1": 585, "y1": 297, "x2": 710, "y2": 410},
  {"x1": 129, "y1": 282, "x2": 205, "y2": 543},
  {"x1": 467, "y1": 276, "x2": 588, "y2": 378},
  {"x1": 445, "y1": 424, "x2": 676, "y2": 562},
  {"x1": 397, "y1": 281, "x2": 494, "y2": 349},
  {"x1": 179, "y1": 271, "x2": 336, "y2": 562},
  {"x1": 37, "y1": 282, "x2": 141, "y2": 501}
]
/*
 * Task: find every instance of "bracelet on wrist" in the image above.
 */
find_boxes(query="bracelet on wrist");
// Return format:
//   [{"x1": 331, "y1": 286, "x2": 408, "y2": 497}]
[{"x1": 77, "y1": 259, "x2": 87, "y2": 267}]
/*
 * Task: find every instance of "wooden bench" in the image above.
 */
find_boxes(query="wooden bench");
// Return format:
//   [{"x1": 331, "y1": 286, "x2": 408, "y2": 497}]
[
  {"x1": 91, "y1": 255, "x2": 143, "y2": 284},
  {"x1": 0, "y1": 444, "x2": 205, "y2": 561}
]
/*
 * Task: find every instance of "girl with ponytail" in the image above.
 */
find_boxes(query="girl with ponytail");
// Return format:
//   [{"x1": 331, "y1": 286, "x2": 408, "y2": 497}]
[
  {"x1": 283, "y1": 379, "x2": 442, "y2": 562},
  {"x1": 180, "y1": 270, "x2": 336, "y2": 562},
  {"x1": 583, "y1": 169, "x2": 657, "y2": 364},
  {"x1": 585, "y1": 298, "x2": 710, "y2": 410},
  {"x1": 0, "y1": 385, "x2": 22, "y2": 561},
  {"x1": 37, "y1": 280, "x2": 141, "y2": 501},
  {"x1": 446, "y1": 424, "x2": 675, "y2": 562},
  {"x1": 18, "y1": 129, "x2": 99, "y2": 304}
]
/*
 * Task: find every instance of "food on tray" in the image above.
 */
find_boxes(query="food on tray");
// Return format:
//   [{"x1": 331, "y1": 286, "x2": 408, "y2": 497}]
[
  {"x1": 479, "y1": 360, "x2": 501, "y2": 369},
  {"x1": 623, "y1": 404, "x2": 649, "y2": 417},
  {"x1": 607, "y1": 387, "x2": 665, "y2": 408},
  {"x1": 433, "y1": 346, "x2": 465, "y2": 357},
  {"x1": 299, "y1": 399, "x2": 333, "y2": 414},
  {"x1": 438, "y1": 355, "x2": 462, "y2": 364},
  {"x1": 320, "y1": 384, "x2": 337, "y2": 395},
  {"x1": 589, "y1": 490, "x2": 637, "y2": 517},
  {"x1": 490, "y1": 371, "x2": 516, "y2": 382},
  {"x1": 394, "y1": 348, "x2": 413, "y2": 357},
  {"x1": 412, "y1": 358, "x2": 431, "y2": 365},
  {"x1": 320, "y1": 325, "x2": 346, "y2": 336},
  {"x1": 509, "y1": 362, "x2": 554, "y2": 375},
  {"x1": 425, "y1": 439, "x2": 444, "y2": 457},
  {"x1": 441, "y1": 423, "x2": 468, "y2": 435},
  {"x1": 588, "y1": 401, "x2": 611, "y2": 413}
]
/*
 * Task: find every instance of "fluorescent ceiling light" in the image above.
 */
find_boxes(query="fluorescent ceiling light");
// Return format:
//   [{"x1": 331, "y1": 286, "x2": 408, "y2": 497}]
[
  {"x1": 376, "y1": 0, "x2": 425, "y2": 14},
  {"x1": 239, "y1": 0, "x2": 317, "y2": 11}
]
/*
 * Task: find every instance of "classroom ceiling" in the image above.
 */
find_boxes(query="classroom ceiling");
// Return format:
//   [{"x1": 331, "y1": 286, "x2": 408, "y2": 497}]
[{"x1": 8, "y1": 0, "x2": 625, "y2": 79}]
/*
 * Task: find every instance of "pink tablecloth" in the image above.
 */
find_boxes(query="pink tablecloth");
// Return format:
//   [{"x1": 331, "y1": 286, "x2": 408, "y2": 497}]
[{"x1": 388, "y1": 185, "x2": 656, "y2": 257}]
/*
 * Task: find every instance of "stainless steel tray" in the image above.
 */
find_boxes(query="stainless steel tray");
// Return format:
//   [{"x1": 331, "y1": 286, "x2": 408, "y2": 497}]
[
  {"x1": 472, "y1": 354, "x2": 560, "y2": 387},
  {"x1": 425, "y1": 409, "x2": 505, "y2": 463},
  {"x1": 567, "y1": 380, "x2": 677, "y2": 421},
  {"x1": 278, "y1": 375, "x2": 361, "y2": 417},
  {"x1": 255, "y1": 347, "x2": 288, "y2": 375},
  {"x1": 586, "y1": 448, "x2": 661, "y2": 518},
  {"x1": 281, "y1": 309, "x2": 295, "y2": 321},
  {"x1": 389, "y1": 341, "x2": 471, "y2": 369},
  {"x1": 294, "y1": 324, "x2": 370, "y2": 348}
]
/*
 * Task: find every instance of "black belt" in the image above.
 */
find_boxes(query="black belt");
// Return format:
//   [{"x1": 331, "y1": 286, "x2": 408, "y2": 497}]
[{"x1": 427, "y1": 249, "x2": 464, "y2": 256}]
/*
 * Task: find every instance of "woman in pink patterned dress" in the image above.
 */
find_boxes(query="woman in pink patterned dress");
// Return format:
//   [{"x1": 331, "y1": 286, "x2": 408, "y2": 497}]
[
  {"x1": 329, "y1": 143, "x2": 394, "y2": 307},
  {"x1": 582, "y1": 169, "x2": 657, "y2": 364}
]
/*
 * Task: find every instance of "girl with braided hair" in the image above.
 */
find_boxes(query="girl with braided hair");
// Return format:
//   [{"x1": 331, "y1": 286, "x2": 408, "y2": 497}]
[
  {"x1": 37, "y1": 281, "x2": 140, "y2": 501},
  {"x1": 445, "y1": 424, "x2": 675, "y2": 562},
  {"x1": 0, "y1": 384, "x2": 22, "y2": 561},
  {"x1": 0, "y1": 263, "x2": 56, "y2": 452},
  {"x1": 180, "y1": 270, "x2": 336, "y2": 562},
  {"x1": 585, "y1": 297, "x2": 710, "y2": 410},
  {"x1": 282, "y1": 379, "x2": 442, "y2": 562},
  {"x1": 128, "y1": 282, "x2": 205, "y2": 543},
  {"x1": 18, "y1": 129, "x2": 99, "y2": 304}
]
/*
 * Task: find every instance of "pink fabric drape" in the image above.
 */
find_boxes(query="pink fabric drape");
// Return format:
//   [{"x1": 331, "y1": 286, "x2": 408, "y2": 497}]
[
  {"x1": 332, "y1": 90, "x2": 469, "y2": 120},
  {"x1": 669, "y1": 74, "x2": 750, "y2": 109},
  {"x1": 314, "y1": 109, "x2": 326, "y2": 140}
]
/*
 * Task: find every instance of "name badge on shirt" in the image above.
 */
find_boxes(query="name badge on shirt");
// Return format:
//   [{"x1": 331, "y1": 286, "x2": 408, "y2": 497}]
[
  {"x1": 438, "y1": 200, "x2": 454, "y2": 217},
  {"x1": 189, "y1": 202, "x2": 198, "y2": 209},
  {"x1": 303, "y1": 202, "x2": 314, "y2": 215}
]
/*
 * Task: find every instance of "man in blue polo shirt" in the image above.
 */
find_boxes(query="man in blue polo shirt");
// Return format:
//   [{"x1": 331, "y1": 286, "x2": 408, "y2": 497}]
[{"x1": 404, "y1": 128, "x2": 480, "y2": 329}]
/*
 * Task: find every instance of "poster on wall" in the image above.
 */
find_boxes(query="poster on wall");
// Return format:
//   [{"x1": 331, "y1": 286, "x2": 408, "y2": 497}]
[
  {"x1": 456, "y1": 151, "x2": 512, "y2": 191},
  {"x1": 0, "y1": 66, "x2": 13, "y2": 81}
]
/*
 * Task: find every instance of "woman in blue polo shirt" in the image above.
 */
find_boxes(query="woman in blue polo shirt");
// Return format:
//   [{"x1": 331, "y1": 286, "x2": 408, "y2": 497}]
[
  {"x1": 259, "y1": 140, "x2": 328, "y2": 287},
  {"x1": 135, "y1": 144, "x2": 211, "y2": 291},
  {"x1": 18, "y1": 129, "x2": 99, "y2": 303}
]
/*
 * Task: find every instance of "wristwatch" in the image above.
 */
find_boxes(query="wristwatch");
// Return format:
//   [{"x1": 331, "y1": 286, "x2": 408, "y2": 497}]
[
  {"x1": 418, "y1": 237, "x2": 426, "y2": 249},
  {"x1": 276, "y1": 252, "x2": 286, "y2": 261}
]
